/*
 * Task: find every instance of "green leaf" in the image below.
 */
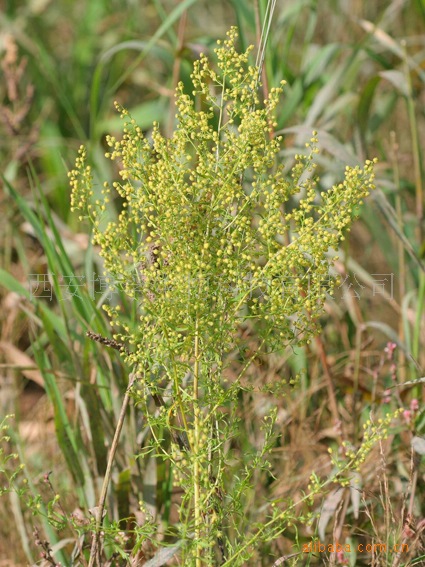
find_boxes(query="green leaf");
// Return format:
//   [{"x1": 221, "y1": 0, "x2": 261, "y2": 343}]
[
  {"x1": 0, "y1": 269, "x2": 32, "y2": 300},
  {"x1": 33, "y1": 348, "x2": 86, "y2": 490},
  {"x1": 357, "y1": 75, "x2": 381, "y2": 135}
]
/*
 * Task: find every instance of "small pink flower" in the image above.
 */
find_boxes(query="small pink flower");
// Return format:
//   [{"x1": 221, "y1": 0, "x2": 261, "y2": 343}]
[
  {"x1": 382, "y1": 389, "x2": 391, "y2": 404},
  {"x1": 384, "y1": 341, "x2": 397, "y2": 360},
  {"x1": 337, "y1": 550, "x2": 348, "y2": 565},
  {"x1": 410, "y1": 399, "x2": 419, "y2": 412},
  {"x1": 403, "y1": 409, "x2": 412, "y2": 424}
]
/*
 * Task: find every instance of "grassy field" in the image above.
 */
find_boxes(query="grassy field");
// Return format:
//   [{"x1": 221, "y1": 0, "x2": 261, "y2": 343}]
[{"x1": 0, "y1": 1, "x2": 424, "y2": 565}]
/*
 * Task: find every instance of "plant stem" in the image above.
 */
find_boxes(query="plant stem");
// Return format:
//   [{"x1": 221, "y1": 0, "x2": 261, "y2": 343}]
[
  {"x1": 88, "y1": 371, "x2": 137, "y2": 567},
  {"x1": 193, "y1": 317, "x2": 202, "y2": 567},
  {"x1": 391, "y1": 131, "x2": 407, "y2": 384},
  {"x1": 403, "y1": 40, "x2": 425, "y2": 389},
  {"x1": 402, "y1": 41, "x2": 423, "y2": 245}
]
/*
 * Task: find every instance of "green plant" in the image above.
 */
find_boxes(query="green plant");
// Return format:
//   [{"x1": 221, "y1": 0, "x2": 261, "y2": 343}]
[{"x1": 68, "y1": 27, "x2": 383, "y2": 565}]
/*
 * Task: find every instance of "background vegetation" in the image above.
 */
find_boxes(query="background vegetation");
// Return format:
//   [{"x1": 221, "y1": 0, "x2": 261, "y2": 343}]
[{"x1": 0, "y1": 0, "x2": 424, "y2": 565}]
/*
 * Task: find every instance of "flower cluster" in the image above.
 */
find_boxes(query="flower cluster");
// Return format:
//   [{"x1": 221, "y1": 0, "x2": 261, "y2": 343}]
[
  {"x1": 70, "y1": 28, "x2": 376, "y2": 378},
  {"x1": 327, "y1": 409, "x2": 403, "y2": 485}
]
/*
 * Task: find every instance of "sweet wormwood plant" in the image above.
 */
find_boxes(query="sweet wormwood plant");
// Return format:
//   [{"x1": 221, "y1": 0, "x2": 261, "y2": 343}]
[{"x1": 69, "y1": 28, "x2": 378, "y2": 566}]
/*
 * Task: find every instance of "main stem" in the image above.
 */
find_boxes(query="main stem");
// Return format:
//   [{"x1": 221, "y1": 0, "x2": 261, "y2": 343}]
[{"x1": 193, "y1": 317, "x2": 202, "y2": 567}]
